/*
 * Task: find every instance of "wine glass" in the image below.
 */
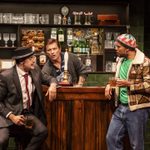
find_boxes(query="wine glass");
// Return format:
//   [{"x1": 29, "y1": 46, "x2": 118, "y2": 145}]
[
  {"x1": 10, "y1": 33, "x2": 16, "y2": 47},
  {"x1": 105, "y1": 32, "x2": 112, "y2": 40},
  {"x1": 3, "y1": 33, "x2": 9, "y2": 47}
]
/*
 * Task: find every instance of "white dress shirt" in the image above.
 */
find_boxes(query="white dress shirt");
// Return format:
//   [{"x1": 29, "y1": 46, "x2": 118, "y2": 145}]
[{"x1": 16, "y1": 66, "x2": 33, "y2": 109}]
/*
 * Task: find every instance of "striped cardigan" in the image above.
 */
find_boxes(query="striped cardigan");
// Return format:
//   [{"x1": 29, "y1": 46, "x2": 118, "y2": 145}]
[{"x1": 115, "y1": 48, "x2": 150, "y2": 111}]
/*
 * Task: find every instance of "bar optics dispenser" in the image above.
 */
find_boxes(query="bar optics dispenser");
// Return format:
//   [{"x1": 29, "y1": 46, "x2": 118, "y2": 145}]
[{"x1": 59, "y1": 49, "x2": 72, "y2": 86}]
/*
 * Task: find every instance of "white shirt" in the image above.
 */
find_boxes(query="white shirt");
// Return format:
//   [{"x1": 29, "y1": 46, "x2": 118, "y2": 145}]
[{"x1": 16, "y1": 65, "x2": 33, "y2": 109}]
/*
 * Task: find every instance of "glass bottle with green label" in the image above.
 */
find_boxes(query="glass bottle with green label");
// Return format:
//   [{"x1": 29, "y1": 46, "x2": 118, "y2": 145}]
[{"x1": 58, "y1": 28, "x2": 65, "y2": 48}]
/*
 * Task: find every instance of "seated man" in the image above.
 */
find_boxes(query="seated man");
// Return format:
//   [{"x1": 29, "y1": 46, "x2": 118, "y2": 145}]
[{"x1": 0, "y1": 47, "x2": 56, "y2": 150}]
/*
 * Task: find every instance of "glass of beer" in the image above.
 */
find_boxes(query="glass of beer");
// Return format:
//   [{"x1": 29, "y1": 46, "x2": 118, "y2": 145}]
[
  {"x1": 24, "y1": 115, "x2": 34, "y2": 129},
  {"x1": 109, "y1": 77, "x2": 117, "y2": 88}
]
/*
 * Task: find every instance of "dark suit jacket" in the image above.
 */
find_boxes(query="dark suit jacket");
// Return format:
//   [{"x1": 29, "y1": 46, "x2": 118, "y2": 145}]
[{"x1": 0, "y1": 65, "x2": 51, "y2": 127}]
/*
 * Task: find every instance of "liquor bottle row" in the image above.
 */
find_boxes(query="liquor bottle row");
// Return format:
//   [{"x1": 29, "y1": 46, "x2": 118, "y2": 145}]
[
  {"x1": 72, "y1": 38, "x2": 90, "y2": 54},
  {"x1": 50, "y1": 27, "x2": 104, "y2": 55},
  {"x1": 19, "y1": 27, "x2": 119, "y2": 54}
]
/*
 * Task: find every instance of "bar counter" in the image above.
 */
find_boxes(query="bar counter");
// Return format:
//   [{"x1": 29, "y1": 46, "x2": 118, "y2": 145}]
[{"x1": 42, "y1": 85, "x2": 129, "y2": 150}]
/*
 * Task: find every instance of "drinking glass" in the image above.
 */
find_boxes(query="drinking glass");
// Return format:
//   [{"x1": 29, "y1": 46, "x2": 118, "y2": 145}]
[
  {"x1": 3, "y1": 33, "x2": 9, "y2": 47},
  {"x1": 53, "y1": 14, "x2": 62, "y2": 25},
  {"x1": 40, "y1": 14, "x2": 49, "y2": 24},
  {"x1": 24, "y1": 115, "x2": 34, "y2": 129},
  {"x1": 84, "y1": 12, "x2": 93, "y2": 25},
  {"x1": 105, "y1": 32, "x2": 112, "y2": 40},
  {"x1": 109, "y1": 77, "x2": 117, "y2": 88},
  {"x1": 73, "y1": 11, "x2": 83, "y2": 25},
  {"x1": 10, "y1": 33, "x2": 16, "y2": 47}
]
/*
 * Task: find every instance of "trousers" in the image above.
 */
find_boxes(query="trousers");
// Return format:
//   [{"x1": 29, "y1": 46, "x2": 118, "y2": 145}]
[
  {"x1": 0, "y1": 114, "x2": 48, "y2": 150},
  {"x1": 106, "y1": 104, "x2": 149, "y2": 150}
]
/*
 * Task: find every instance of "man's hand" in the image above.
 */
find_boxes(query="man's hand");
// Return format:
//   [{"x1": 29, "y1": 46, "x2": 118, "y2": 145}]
[
  {"x1": 77, "y1": 76, "x2": 85, "y2": 87},
  {"x1": 73, "y1": 83, "x2": 83, "y2": 87},
  {"x1": 8, "y1": 113, "x2": 26, "y2": 126},
  {"x1": 105, "y1": 84, "x2": 112, "y2": 100},
  {"x1": 46, "y1": 83, "x2": 57, "y2": 102},
  {"x1": 116, "y1": 79, "x2": 132, "y2": 87}
]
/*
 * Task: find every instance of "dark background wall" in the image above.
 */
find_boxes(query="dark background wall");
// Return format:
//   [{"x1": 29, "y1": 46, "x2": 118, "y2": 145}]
[
  {"x1": 0, "y1": 0, "x2": 129, "y2": 3},
  {"x1": 129, "y1": 0, "x2": 144, "y2": 50},
  {"x1": 144, "y1": 0, "x2": 150, "y2": 57}
]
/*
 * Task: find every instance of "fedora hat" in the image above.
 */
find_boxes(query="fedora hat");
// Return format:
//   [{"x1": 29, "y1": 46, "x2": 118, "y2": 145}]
[{"x1": 13, "y1": 47, "x2": 34, "y2": 60}]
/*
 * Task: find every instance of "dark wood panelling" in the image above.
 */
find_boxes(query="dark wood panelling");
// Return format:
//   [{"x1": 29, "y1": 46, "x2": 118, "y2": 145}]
[{"x1": 42, "y1": 85, "x2": 130, "y2": 150}]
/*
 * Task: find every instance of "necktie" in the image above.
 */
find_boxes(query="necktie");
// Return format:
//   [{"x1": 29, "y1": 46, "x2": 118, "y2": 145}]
[{"x1": 23, "y1": 74, "x2": 31, "y2": 109}]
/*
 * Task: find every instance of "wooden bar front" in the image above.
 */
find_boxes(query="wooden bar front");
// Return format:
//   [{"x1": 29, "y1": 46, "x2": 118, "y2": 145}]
[{"x1": 43, "y1": 85, "x2": 116, "y2": 150}]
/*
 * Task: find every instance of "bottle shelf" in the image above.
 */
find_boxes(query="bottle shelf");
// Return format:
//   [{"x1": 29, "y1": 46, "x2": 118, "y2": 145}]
[
  {"x1": 0, "y1": 47, "x2": 16, "y2": 49},
  {"x1": 0, "y1": 1, "x2": 129, "y2": 72},
  {"x1": 0, "y1": 23, "x2": 128, "y2": 28}
]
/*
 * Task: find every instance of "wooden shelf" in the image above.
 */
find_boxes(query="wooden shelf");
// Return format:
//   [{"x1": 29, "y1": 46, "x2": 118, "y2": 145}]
[
  {"x1": 0, "y1": 23, "x2": 128, "y2": 28},
  {"x1": 0, "y1": 1, "x2": 129, "y2": 72}
]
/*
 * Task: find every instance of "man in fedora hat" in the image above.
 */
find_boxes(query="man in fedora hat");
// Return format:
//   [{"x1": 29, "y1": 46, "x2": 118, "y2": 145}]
[{"x1": 0, "y1": 47, "x2": 57, "y2": 150}]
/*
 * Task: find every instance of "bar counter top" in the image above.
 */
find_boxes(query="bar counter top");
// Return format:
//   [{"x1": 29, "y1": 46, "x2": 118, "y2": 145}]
[{"x1": 42, "y1": 85, "x2": 107, "y2": 101}]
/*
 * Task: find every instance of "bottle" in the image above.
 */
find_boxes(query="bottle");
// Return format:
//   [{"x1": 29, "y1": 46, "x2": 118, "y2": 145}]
[
  {"x1": 85, "y1": 40, "x2": 90, "y2": 54},
  {"x1": 50, "y1": 28, "x2": 57, "y2": 39},
  {"x1": 67, "y1": 16, "x2": 72, "y2": 25},
  {"x1": 67, "y1": 28, "x2": 73, "y2": 52},
  {"x1": 58, "y1": 28, "x2": 65, "y2": 47},
  {"x1": 80, "y1": 38, "x2": 86, "y2": 54},
  {"x1": 73, "y1": 39, "x2": 79, "y2": 53},
  {"x1": 39, "y1": 50, "x2": 47, "y2": 67},
  {"x1": 91, "y1": 33, "x2": 99, "y2": 55},
  {"x1": 112, "y1": 56, "x2": 117, "y2": 72},
  {"x1": 85, "y1": 51, "x2": 92, "y2": 72},
  {"x1": 62, "y1": 16, "x2": 67, "y2": 25},
  {"x1": 78, "y1": 39, "x2": 82, "y2": 54}
]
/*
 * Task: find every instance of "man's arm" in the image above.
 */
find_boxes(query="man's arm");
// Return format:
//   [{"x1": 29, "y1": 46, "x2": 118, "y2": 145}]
[
  {"x1": 77, "y1": 75, "x2": 86, "y2": 86},
  {"x1": 129, "y1": 57, "x2": 150, "y2": 94},
  {"x1": 0, "y1": 73, "x2": 10, "y2": 117},
  {"x1": 40, "y1": 63, "x2": 58, "y2": 101},
  {"x1": 71, "y1": 53, "x2": 88, "y2": 84},
  {"x1": 40, "y1": 63, "x2": 57, "y2": 86},
  {"x1": 45, "y1": 83, "x2": 57, "y2": 102},
  {"x1": 105, "y1": 84, "x2": 113, "y2": 100}
]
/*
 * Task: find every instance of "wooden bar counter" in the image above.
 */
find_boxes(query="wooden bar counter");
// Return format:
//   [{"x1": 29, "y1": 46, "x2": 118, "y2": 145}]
[{"x1": 42, "y1": 85, "x2": 117, "y2": 150}]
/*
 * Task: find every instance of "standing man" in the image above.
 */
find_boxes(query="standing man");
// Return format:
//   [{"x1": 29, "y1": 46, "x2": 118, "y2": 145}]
[
  {"x1": 0, "y1": 47, "x2": 56, "y2": 150},
  {"x1": 105, "y1": 34, "x2": 150, "y2": 150},
  {"x1": 42, "y1": 38, "x2": 88, "y2": 86}
]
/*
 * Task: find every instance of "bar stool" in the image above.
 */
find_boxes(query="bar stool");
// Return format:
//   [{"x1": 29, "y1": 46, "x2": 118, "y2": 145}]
[
  {"x1": 8, "y1": 138, "x2": 23, "y2": 150},
  {"x1": 7, "y1": 136, "x2": 24, "y2": 150},
  {"x1": 9, "y1": 135, "x2": 24, "y2": 150}
]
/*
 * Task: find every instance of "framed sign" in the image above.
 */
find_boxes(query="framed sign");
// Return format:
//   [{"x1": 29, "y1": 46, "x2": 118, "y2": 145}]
[{"x1": 0, "y1": 59, "x2": 15, "y2": 69}]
